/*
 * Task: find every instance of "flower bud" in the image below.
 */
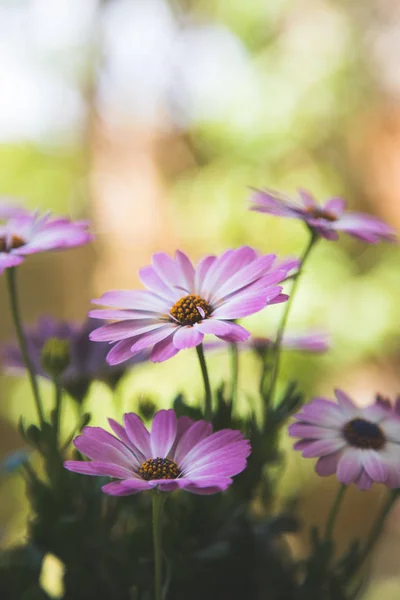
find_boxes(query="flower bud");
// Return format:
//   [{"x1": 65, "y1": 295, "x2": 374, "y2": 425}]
[{"x1": 41, "y1": 338, "x2": 70, "y2": 379}]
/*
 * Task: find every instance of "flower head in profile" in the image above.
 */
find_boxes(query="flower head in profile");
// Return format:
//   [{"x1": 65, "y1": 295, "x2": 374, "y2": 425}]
[
  {"x1": 64, "y1": 409, "x2": 251, "y2": 496},
  {"x1": 289, "y1": 389, "x2": 400, "y2": 490},
  {"x1": 0, "y1": 206, "x2": 93, "y2": 274},
  {"x1": 250, "y1": 188, "x2": 396, "y2": 243},
  {"x1": 3, "y1": 317, "x2": 148, "y2": 403},
  {"x1": 89, "y1": 247, "x2": 298, "y2": 364}
]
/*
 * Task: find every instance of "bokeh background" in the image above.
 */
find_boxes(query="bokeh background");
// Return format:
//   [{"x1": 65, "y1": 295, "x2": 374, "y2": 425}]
[{"x1": 0, "y1": 0, "x2": 400, "y2": 597}]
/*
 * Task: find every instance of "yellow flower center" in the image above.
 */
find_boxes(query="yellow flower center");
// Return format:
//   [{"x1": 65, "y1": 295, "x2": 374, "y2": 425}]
[
  {"x1": 0, "y1": 235, "x2": 26, "y2": 252},
  {"x1": 170, "y1": 294, "x2": 211, "y2": 326},
  {"x1": 138, "y1": 457, "x2": 181, "y2": 480}
]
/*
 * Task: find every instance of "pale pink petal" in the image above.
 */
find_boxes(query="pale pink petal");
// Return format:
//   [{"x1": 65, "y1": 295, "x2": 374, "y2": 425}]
[
  {"x1": 129, "y1": 324, "x2": 177, "y2": 353},
  {"x1": 175, "y1": 250, "x2": 195, "y2": 290},
  {"x1": 172, "y1": 326, "x2": 204, "y2": 350},
  {"x1": 139, "y1": 265, "x2": 178, "y2": 301},
  {"x1": 195, "y1": 255, "x2": 217, "y2": 295},
  {"x1": 195, "y1": 320, "x2": 250, "y2": 342}
]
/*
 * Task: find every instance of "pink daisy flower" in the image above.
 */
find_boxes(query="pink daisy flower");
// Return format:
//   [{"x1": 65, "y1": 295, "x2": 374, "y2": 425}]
[
  {"x1": 289, "y1": 389, "x2": 400, "y2": 490},
  {"x1": 249, "y1": 188, "x2": 396, "y2": 243},
  {"x1": 64, "y1": 409, "x2": 251, "y2": 496},
  {"x1": 0, "y1": 207, "x2": 93, "y2": 274},
  {"x1": 89, "y1": 247, "x2": 298, "y2": 364}
]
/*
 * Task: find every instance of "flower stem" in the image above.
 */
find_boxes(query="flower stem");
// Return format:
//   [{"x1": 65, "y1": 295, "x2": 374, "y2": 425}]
[
  {"x1": 267, "y1": 232, "x2": 318, "y2": 407},
  {"x1": 355, "y1": 490, "x2": 398, "y2": 571},
  {"x1": 196, "y1": 343, "x2": 212, "y2": 421},
  {"x1": 325, "y1": 483, "x2": 347, "y2": 541},
  {"x1": 53, "y1": 378, "x2": 63, "y2": 443},
  {"x1": 230, "y1": 342, "x2": 239, "y2": 416},
  {"x1": 6, "y1": 268, "x2": 45, "y2": 427},
  {"x1": 152, "y1": 492, "x2": 165, "y2": 600}
]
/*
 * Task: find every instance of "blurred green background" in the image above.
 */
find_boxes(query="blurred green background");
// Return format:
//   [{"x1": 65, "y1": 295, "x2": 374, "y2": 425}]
[{"x1": 0, "y1": 0, "x2": 400, "y2": 597}]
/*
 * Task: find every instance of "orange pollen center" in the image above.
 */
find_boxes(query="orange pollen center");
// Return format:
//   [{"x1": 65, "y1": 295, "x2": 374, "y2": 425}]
[
  {"x1": 0, "y1": 235, "x2": 26, "y2": 252},
  {"x1": 138, "y1": 457, "x2": 181, "y2": 481},
  {"x1": 170, "y1": 294, "x2": 211, "y2": 326},
  {"x1": 305, "y1": 207, "x2": 338, "y2": 222}
]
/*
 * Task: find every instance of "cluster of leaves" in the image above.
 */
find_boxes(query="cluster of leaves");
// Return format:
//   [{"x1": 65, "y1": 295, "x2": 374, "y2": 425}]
[{"x1": 0, "y1": 375, "x2": 365, "y2": 600}]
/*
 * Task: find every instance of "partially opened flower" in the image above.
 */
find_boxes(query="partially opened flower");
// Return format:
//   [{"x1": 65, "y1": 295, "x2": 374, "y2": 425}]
[
  {"x1": 250, "y1": 188, "x2": 396, "y2": 243},
  {"x1": 89, "y1": 247, "x2": 298, "y2": 364},
  {"x1": 0, "y1": 207, "x2": 93, "y2": 274},
  {"x1": 3, "y1": 317, "x2": 148, "y2": 403},
  {"x1": 64, "y1": 409, "x2": 251, "y2": 496},
  {"x1": 289, "y1": 389, "x2": 400, "y2": 490}
]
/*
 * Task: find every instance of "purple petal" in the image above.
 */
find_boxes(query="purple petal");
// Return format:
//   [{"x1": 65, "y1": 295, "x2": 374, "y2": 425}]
[
  {"x1": 172, "y1": 420, "x2": 213, "y2": 465},
  {"x1": 103, "y1": 480, "x2": 151, "y2": 495},
  {"x1": 106, "y1": 339, "x2": 137, "y2": 365},
  {"x1": 180, "y1": 430, "x2": 245, "y2": 472},
  {"x1": 73, "y1": 433, "x2": 137, "y2": 469},
  {"x1": 172, "y1": 326, "x2": 204, "y2": 350},
  {"x1": 323, "y1": 197, "x2": 346, "y2": 216},
  {"x1": 124, "y1": 413, "x2": 151, "y2": 458},
  {"x1": 92, "y1": 290, "x2": 168, "y2": 313},
  {"x1": 337, "y1": 449, "x2": 363, "y2": 484},
  {"x1": 301, "y1": 438, "x2": 346, "y2": 458},
  {"x1": 139, "y1": 265, "x2": 178, "y2": 301},
  {"x1": 79, "y1": 426, "x2": 141, "y2": 465},
  {"x1": 195, "y1": 255, "x2": 217, "y2": 294},
  {"x1": 90, "y1": 320, "x2": 160, "y2": 342},
  {"x1": 150, "y1": 333, "x2": 180, "y2": 362},
  {"x1": 355, "y1": 469, "x2": 374, "y2": 490},
  {"x1": 180, "y1": 476, "x2": 233, "y2": 495},
  {"x1": 175, "y1": 250, "x2": 195, "y2": 290},
  {"x1": 129, "y1": 325, "x2": 177, "y2": 354},
  {"x1": 362, "y1": 451, "x2": 389, "y2": 483},
  {"x1": 288, "y1": 423, "x2": 339, "y2": 439},
  {"x1": 334, "y1": 389, "x2": 357, "y2": 415},
  {"x1": 64, "y1": 460, "x2": 134, "y2": 479},
  {"x1": 216, "y1": 254, "x2": 276, "y2": 298},
  {"x1": 150, "y1": 410, "x2": 177, "y2": 457},
  {"x1": 315, "y1": 451, "x2": 343, "y2": 476},
  {"x1": 0, "y1": 252, "x2": 24, "y2": 274},
  {"x1": 195, "y1": 320, "x2": 250, "y2": 342}
]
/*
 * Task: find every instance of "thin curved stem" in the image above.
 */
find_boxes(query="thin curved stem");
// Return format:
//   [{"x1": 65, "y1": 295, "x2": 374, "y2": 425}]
[
  {"x1": 196, "y1": 344, "x2": 212, "y2": 421},
  {"x1": 355, "y1": 490, "x2": 398, "y2": 571},
  {"x1": 152, "y1": 492, "x2": 165, "y2": 600},
  {"x1": 230, "y1": 342, "x2": 239, "y2": 416},
  {"x1": 53, "y1": 378, "x2": 63, "y2": 443},
  {"x1": 6, "y1": 268, "x2": 45, "y2": 427},
  {"x1": 267, "y1": 232, "x2": 318, "y2": 407},
  {"x1": 325, "y1": 483, "x2": 347, "y2": 541}
]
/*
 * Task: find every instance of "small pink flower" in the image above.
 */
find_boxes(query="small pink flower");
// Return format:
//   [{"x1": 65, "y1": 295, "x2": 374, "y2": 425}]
[
  {"x1": 289, "y1": 390, "x2": 400, "y2": 490},
  {"x1": 249, "y1": 188, "x2": 396, "y2": 243},
  {"x1": 89, "y1": 247, "x2": 298, "y2": 364},
  {"x1": 0, "y1": 206, "x2": 93, "y2": 274},
  {"x1": 64, "y1": 409, "x2": 251, "y2": 496}
]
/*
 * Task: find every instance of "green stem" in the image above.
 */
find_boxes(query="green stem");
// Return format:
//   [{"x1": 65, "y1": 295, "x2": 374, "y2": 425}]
[
  {"x1": 230, "y1": 342, "x2": 239, "y2": 416},
  {"x1": 355, "y1": 490, "x2": 398, "y2": 570},
  {"x1": 196, "y1": 344, "x2": 212, "y2": 421},
  {"x1": 152, "y1": 492, "x2": 165, "y2": 600},
  {"x1": 6, "y1": 268, "x2": 45, "y2": 427},
  {"x1": 53, "y1": 378, "x2": 63, "y2": 444},
  {"x1": 267, "y1": 232, "x2": 318, "y2": 407},
  {"x1": 325, "y1": 483, "x2": 347, "y2": 541}
]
